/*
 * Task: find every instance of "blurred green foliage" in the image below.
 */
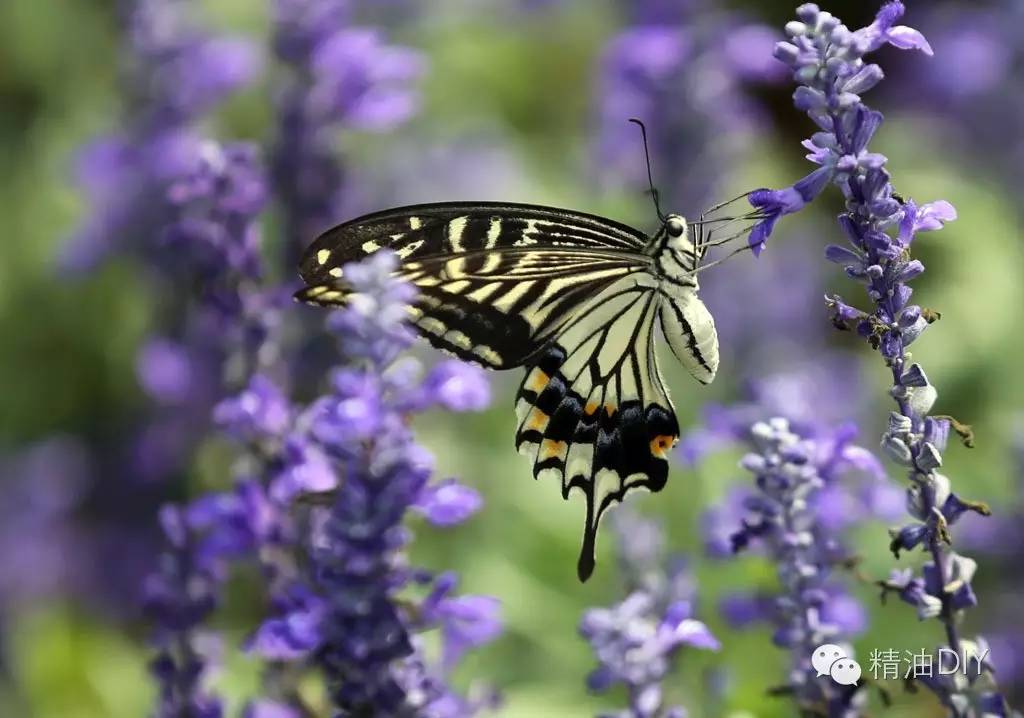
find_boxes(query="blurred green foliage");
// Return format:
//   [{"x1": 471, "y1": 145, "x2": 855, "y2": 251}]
[{"x1": 1, "y1": 1, "x2": 1021, "y2": 716}]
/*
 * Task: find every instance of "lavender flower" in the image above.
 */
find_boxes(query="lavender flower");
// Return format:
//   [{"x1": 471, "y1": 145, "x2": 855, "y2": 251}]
[
  {"x1": 0, "y1": 438, "x2": 90, "y2": 608},
  {"x1": 687, "y1": 362, "x2": 891, "y2": 712},
  {"x1": 270, "y1": 0, "x2": 425, "y2": 261},
  {"x1": 727, "y1": 418, "x2": 872, "y2": 712},
  {"x1": 756, "y1": 2, "x2": 1009, "y2": 711},
  {"x1": 130, "y1": 140, "x2": 272, "y2": 483},
  {"x1": 580, "y1": 509, "x2": 718, "y2": 718},
  {"x1": 241, "y1": 252, "x2": 500, "y2": 715}
]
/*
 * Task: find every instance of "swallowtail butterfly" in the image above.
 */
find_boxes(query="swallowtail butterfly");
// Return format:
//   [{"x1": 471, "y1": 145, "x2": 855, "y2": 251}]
[{"x1": 295, "y1": 126, "x2": 760, "y2": 581}]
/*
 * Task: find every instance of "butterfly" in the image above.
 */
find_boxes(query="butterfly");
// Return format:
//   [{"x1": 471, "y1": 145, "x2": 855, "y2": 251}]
[{"x1": 294, "y1": 125, "x2": 760, "y2": 581}]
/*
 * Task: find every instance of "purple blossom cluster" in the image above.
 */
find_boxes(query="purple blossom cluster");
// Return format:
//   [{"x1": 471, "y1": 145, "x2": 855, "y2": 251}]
[
  {"x1": 580, "y1": 509, "x2": 719, "y2": 718},
  {"x1": 240, "y1": 253, "x2": 499, "y2": 714},
  {"x1": 727, "y1": 418, "x2": 871, "y2": 712},
  {"x1": 143, "y1": 505, "x2": 228, "y2": 718},
  {"x1": 63, "y1": 0, "x2": 260, "y2": 272},
  {"x1": 62, "y1": 0, "x2": 269, "y2": 528},
  {"x1": 596, "y1": 0, "x2": 781, "y2": 215},
  {"x1": 752, "y1": 2, "x2": 1010, "y2": 712}
]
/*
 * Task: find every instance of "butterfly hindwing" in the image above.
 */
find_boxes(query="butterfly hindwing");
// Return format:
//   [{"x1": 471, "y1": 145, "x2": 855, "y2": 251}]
[{"x1": 513, "y1": 274, "x2": 680, "y2": 581}]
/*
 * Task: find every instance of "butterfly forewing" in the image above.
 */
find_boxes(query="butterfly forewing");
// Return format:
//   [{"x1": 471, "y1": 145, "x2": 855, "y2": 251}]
[
  {"x1": 298, "y1": 203, "x2": 652, "y2": 369},
  {"x1": 299, "y1": 201, "x2": 648, "y2": 286}
]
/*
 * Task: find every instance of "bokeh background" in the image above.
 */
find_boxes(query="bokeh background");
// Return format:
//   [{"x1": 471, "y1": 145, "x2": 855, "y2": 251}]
[{"x1": 1, "y1": 0, "x2": 1022, "y2": 716}]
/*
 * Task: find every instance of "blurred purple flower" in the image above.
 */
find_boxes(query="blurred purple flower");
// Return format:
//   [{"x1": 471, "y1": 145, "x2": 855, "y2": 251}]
[
  {"x1": 581, "y1": 509, "x2": 715, "y2": 717},
  {"x1": 269, "y1": 437, "x2": 338, "y2": 503},
  {"x1": 247, "y1": 586, "x2": 326, "y2": 661},
  {"x1": 415, "y1": 479, "x2": 484, "y2": 527},
  {"x1": 242, "y1": 700, "x2": 301, "y2": 718},
  {"x1": 136, "y1": 338, "x2": 195, "y2": 405},
  {"x1": 726, "y1": 417, "x2": 869, "y2": 710},
  {"x1": 0, "y1": 438, "x2": 91, "y2": 605},
  {"x1": 63, "y1": 0, "x2": 260, "y2": 271},
  {"x1": 242, "y1": 253, "x2": 501, "y2": 714},
  {"x1": 690, "y1": 386, "x2": 888, "y2": 711},
  {"x1": 419, "y1": 360, "x2": 492, "y2": 412},
  {"x1": 597, "y1": 1, "x2": 774, "y2": 215},
  {"x1": 143, "y1": 506, "x2": 225, "y2": 718},
  {"x1": 271, "y1": 0, "x2": 425, "y2": 260},
  {"x1": 213, "y1": 374, "x2": 292, "y2": 444},
  {"x1": 420, "y1": 573, "x2": 503, "y2": 671}
]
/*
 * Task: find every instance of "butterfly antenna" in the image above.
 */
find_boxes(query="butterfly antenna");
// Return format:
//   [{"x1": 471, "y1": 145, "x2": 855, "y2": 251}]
[{"x1": 628, "y1": 118, "x2": 666, "y2": 222}]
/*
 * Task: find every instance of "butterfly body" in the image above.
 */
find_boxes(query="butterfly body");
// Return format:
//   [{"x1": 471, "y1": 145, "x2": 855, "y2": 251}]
[{"x1": 298, "y1": 202, "x2": 719, "y2": 581}]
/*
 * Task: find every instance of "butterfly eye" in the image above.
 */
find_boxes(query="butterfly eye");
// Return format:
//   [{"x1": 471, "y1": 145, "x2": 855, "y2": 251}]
[{"x1": 666, "y1": 218, "x2": 684, "y2": 237}]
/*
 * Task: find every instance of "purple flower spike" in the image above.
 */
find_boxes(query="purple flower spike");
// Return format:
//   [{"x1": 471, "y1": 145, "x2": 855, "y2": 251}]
[
  {"x1": 270, "y1": 254, "x2": 500, "y2": 714},
  {"x1": 687, "y1": 365, "x2": 894, "y2": 712},
  {"x1": 270, "y1": 2, "x2": 425, "y2": 261},
  {"x1": 744, "y1": 2, "x2": 937, "y2": 253},
  {"x1": 770, "y1": 2, "x2": 1008, "y2": 708}
]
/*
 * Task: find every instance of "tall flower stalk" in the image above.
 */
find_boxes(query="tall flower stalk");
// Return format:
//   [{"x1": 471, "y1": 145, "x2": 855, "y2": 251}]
[
  {"x1": 64, "y1": 0, "x2": 260, "y2": 273},
  {"x1": 729, "y1": 418, "x2": 872, "y2": 714},
  {"x1": 751, "y1": 2, "x2": 1008, "y2": 712},
  {"x1": 242, "y1": 252, "x2": 500, "y2": 715},
  {"x1": 687, "y1": 372, "x2": 892, "y2": 714}
]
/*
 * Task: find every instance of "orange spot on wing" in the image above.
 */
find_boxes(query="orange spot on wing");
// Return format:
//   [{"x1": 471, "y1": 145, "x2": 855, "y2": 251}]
[
  {"x1": 527, "y1": 369, "x2": 550, "y2": 393},
  {"x1": 541, "y1": 439, "x2": 567, "y2": 459},
  {"x1": 604, "y1": 403, "x2": 616, "y2": 417},
  {"x1": 649, "y1": 434, "x2": 678, "y2": 459},
  {"x1": 584, "y1": 401, "x2": 599, "y2": 416},
  {"x1": 526, "y1": 408, "x2": 549, "y2": 431}
]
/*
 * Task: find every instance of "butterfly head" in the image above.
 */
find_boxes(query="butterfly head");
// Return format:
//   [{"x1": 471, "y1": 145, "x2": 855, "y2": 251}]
[{"x1": 652, "y1": 213, "x2": 703, "y2": 279}]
